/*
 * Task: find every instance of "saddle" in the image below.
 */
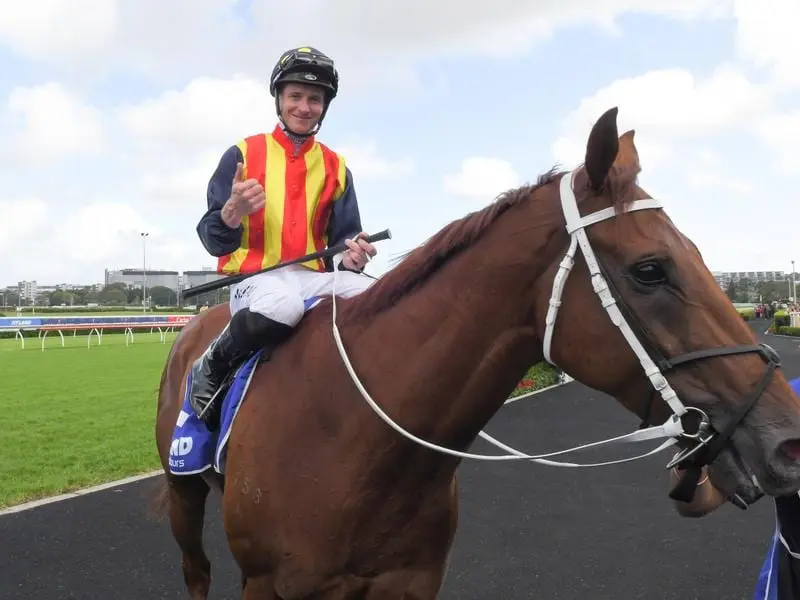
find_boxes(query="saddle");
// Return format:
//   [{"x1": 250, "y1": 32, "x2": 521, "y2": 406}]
[{"x1": 202, "y1": 344, "x2": 280, "y2": 430}]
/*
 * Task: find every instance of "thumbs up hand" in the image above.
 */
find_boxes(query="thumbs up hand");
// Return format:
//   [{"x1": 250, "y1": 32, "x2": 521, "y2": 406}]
[{"x1": 221, "y1": 162, "x2": 266, "y2": 228}]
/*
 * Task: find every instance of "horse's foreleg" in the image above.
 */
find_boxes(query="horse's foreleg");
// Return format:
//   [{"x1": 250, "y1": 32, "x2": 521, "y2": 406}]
[
  {"x1": 167, "y1": 475, "x2": 213, "y2": 599},
  {"x1": 241, "y1": 575, "x2": 278, "y2": 599},
  {"x1": 278, "y1": 570, "x2": 443, "y2": 600},
  {"x1": 364, "y1": 570, "x2": 447, "y2": 600}
]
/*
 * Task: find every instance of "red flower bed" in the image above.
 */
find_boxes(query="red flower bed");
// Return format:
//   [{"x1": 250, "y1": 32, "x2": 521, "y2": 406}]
[{"x1": 516, "y1": 378, "x2": 535, "y2": 390}]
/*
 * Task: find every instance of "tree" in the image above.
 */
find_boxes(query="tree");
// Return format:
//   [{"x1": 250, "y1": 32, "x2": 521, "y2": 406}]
[
  {"x1": 756, "y1": 280, "x2": 788, "y2": 303},
  {"x1": 1, "y1": 291, "x2": 19, "y2": 307},
  {"x1": 98, "y1": 287, "x2": 126, "y2": 305},
  {"x1": 725, "y1": 280, "x2": 737, "y2": 302},
  {"x1": 127, "y1": 288, "x2": 141, "y2": 305},
  {"x1": 149, "y1": 285, "x2": 177, "y2": 306},
  {"x1": 49, "y1": 290, "x2": 75, "y2": 306}
]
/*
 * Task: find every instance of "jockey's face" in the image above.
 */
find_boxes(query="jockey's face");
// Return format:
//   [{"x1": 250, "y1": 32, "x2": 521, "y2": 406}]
[{"x1": 279, "y1": 82, "x2": 325, "y2": 135}]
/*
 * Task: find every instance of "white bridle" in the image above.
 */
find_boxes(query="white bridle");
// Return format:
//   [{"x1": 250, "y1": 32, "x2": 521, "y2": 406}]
[{"x1": 330, "y1": 168, "x2": 701, "y2": 469}]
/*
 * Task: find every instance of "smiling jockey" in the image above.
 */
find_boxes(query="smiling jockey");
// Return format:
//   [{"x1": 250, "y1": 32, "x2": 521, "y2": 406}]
[{"x1": 191, "y1": 46, "x2": 377, "y2": 427}]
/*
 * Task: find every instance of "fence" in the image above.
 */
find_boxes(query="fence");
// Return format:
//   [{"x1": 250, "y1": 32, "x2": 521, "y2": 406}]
[{"x1": 0, "y1": 314, "x2": 194, "y2": 351}]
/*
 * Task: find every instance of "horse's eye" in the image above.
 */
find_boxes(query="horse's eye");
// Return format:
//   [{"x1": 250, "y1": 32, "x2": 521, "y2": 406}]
[{"x1": 632, "y1": 260, "x2": 667, "y2": 286}]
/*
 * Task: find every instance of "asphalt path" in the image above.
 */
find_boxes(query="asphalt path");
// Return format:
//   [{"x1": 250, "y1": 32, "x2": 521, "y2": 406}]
[{"x1": 3, "y1": 320, "x2": 800, "y2": 599}]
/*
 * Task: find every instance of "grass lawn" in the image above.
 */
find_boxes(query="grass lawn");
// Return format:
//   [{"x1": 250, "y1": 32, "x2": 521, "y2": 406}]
[
  {"x1": 0, "y1": 332, "x2": 177, "y2": 508},
  {"x1": 0, "y1": 330, "x2": 561, "y2": 509}
]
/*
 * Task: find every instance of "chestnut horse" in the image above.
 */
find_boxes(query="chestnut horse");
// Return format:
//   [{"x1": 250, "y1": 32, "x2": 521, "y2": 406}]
[{"x1": 153, "y1": 107, "x2": 800, "y2": 599}]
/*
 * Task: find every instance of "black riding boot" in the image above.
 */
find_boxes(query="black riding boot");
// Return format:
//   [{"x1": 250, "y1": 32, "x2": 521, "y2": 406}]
[{"x1": 188, "y1": 308, "x2": 294, "y2": 427}]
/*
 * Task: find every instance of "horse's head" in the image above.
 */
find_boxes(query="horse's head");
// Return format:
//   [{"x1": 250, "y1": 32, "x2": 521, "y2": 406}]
[{"x1": 541, "y1": 107, "x2": 800, "y2": 505}]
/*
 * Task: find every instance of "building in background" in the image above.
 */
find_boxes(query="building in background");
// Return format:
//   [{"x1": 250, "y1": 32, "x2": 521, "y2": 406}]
[
  {"x1": 182, "y1": 268, "x2": 225, "y2": 290},
  {"x1": 712, "y1": 271, "x2": 787, "y2": 289},
  {"x1": 104, "y1": 268, "x2": 180, "y2": 291},
  {"x1": 17, "y1": 280, "x2": 38, "y2": 301}
]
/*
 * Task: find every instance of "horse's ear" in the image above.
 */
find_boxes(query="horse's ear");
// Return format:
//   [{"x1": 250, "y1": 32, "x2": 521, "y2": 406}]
[
  {"x1": 614, "y1": 129, "x2": 640, "y2": 170},
  {"x1": 584, "y1": 107, "x2": 619, "y2": 191}
]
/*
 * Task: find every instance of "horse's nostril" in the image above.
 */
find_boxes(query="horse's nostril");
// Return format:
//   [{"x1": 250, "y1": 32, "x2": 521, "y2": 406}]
[{"x1": 778, "y1": 439, "x2": 800, "y2": 462}]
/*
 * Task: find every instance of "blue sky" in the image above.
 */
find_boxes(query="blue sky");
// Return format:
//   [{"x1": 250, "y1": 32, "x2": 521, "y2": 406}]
[{"x1": 0, "y1": 0, "x2": 798, "y2": 287}]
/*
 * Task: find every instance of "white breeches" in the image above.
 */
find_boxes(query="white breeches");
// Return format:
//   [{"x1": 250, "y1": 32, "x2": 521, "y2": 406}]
[{"x1": 229, "y1": 265, "x2": 374, "y2": 326}]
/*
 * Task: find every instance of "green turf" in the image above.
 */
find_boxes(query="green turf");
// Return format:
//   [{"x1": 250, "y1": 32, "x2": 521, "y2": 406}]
[
  {"x1": 0, "y1": 330, "x2": 560, "y2": 509},
  {"x1": 0, "y1": 332, "x2": 177, "y2": 508}
]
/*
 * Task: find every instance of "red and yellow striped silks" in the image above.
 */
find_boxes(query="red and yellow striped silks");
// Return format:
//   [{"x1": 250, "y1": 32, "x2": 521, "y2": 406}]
[{"x1": 217, "y1": 125, "x2": 348, "y2": 274}]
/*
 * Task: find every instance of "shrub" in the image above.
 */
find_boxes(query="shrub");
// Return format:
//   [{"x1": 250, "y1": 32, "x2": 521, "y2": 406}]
[
  {"x1": 774, "y1": 314, "x2": 791, "y2": 329},
  {"x1": 512, "y1": 362, "x2": 562, "y2": 396}
]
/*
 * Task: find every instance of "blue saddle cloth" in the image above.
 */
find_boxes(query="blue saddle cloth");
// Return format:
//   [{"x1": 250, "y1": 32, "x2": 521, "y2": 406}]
[{"x1": 168, "y1": 297, "x2": 323, "y2": 476}]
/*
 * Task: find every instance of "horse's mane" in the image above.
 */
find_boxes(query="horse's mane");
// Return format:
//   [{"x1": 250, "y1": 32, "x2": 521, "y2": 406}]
[
  {"x1": 341, "y1": 167, "x2": 561, "y2": 321},
  {"x1": 342, "y1": 161, "x2": 639, "y2": 322}
]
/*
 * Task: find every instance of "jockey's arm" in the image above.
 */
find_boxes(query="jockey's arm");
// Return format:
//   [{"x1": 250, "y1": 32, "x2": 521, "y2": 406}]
[
  {"x1": 196, "y1": 145, "x2": 244, "y2": 257},
  {"x1": 669, "y1": 465, "x2": 728, "y2": 518},
  {"x1": 324, "y1": 167, "x2": 366, "y2": 272}
]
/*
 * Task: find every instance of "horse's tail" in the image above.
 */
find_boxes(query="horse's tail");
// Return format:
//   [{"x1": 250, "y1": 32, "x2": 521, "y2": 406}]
[{"x1": 147, "y1": 473, "x2": 171, "y2": 520}]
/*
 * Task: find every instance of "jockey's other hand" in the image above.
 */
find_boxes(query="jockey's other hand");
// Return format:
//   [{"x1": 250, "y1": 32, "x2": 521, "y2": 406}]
[
  {"x1": 222, "y1": 162, "x2": 266, "y2": 228},
  {"x1": 342, "y1": 232, "x2": 377, "y2": 271}
]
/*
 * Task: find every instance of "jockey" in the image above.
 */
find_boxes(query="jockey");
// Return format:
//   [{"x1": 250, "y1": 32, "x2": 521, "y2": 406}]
[
  {"x1": 670, "y1": 377, "x2": 800, "y2": 599},
  {"x1": 191, "y1": 46, "x2": 377, "y2": 426}
]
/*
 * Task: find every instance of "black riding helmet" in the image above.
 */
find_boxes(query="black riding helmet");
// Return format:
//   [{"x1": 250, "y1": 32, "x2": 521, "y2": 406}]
[{"x1": 269, "y1": 46, "x2": 339, "y2": 136}]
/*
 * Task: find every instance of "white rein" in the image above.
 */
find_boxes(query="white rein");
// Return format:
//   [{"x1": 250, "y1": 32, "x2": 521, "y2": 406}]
[{"x1": 330, "y1": 169, "x2": 692, "y2": 468}]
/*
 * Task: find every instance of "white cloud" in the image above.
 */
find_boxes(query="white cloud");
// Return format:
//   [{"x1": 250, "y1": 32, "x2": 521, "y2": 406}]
[
  {"x1": 115, "y1": 76, "x2": 269, "y2": 209},
  {"x1": 50, "y1": 202, "x2": 150, "y2": 262},
  {"x1": 733, "y1": 0, "x2": 800, "y2": 91},
  {"x1": 567, "y1": 66, "x2": 770, "y2": 133},
  {"x1": 0, "y1": 0, "x2": 247, "y2": 82},
  {"x1": 8, "y1": 0, "x2": 793, "y2": 110},
  {"x1": 304, "y1": 0, "x2": 731, "y2": 58},
  {"x1": 8, "y1": 0, "x2": 793, "y2": 102},
  {"x1": 0, "y1": 198, "x2": 48, "y2": 254},
  {"x1": 554, "y1": 66, "x2": 771, "y2": 163},
  {"x1": 0, "y1": 199, "x2": 182, "y2": 285},
  {"x1": 0, "y1": 0, "x2": 119, "y2": 62},
  {"x1": 151, "y1": 240, "x2": 203, "y2": 269},
  {"x1": 139, "y1": 153, "x2": 219, "y2": 207},
  {"x1": 336, "y1": 140, "x2": 414, "y2": 181},
  {"x1": 0, "y1": 0, "x2": 734, "y2": 83},
  {"x1": 550, "y1": 65, "x2": 773, "y2": 170},
  {"x1": 443, "y1": 157, "x2": 521, "y2": 200},
  {"x1": 685, "y1": 150, "x2": 754, "y2": 195},
  {"x1": 4, "y1": 82, "x2": 105, "y2": 163},
  {"x1": 117, "y1": 75, "x2": 270, "y2": 152},
  {"x1": 753, "y1": 110, "x2": 800, "y2": 175}
]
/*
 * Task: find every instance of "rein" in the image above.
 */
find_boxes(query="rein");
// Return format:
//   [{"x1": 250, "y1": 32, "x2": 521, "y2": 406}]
[{"x1": 330, "y1": 169, "x2": 780, "y2": 507}]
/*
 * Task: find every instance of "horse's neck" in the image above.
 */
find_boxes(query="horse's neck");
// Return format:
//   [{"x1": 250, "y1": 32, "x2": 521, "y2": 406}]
[{"x1": 366, "y1": 212, "x2": 553, "y2": 455}]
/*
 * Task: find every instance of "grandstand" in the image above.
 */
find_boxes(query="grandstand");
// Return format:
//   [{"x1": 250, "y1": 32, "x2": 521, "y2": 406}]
[{"x1": 0, "y1": 314, "x2": 193, "y2": 351}]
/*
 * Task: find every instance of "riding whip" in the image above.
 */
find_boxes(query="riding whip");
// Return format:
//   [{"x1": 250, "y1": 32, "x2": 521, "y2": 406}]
[{"x1": 182, "y1": 229, "x2": 392, "y2": 299}]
